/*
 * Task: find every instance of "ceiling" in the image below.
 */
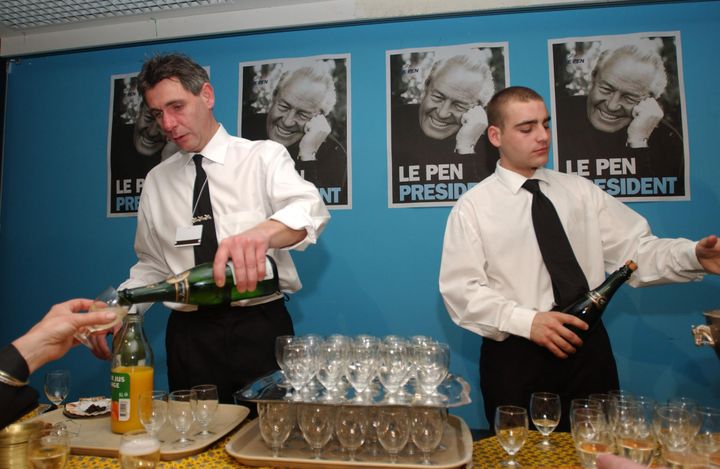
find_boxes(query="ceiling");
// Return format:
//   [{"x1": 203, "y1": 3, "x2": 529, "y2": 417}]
[{"x1": 0, "y1": 0, "x2": 641, "y2": 57}]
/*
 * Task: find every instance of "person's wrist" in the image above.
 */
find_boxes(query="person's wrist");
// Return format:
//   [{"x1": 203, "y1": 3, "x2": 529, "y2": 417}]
[
  {"x1": 626, "y1": 134, "x2": 649, "y2": 148},
  {"x1": 298, "y1": 151, "x2": 318, "y2": 162},
  {"x1": 454, "y1": 142, "x2": 475, "y2": 154}
]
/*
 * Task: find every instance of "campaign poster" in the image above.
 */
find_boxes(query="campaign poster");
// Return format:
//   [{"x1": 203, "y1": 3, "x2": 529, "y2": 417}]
[
  {"x1": 386, "y1": 43, "x2": 509, "y2": 208},
  {"x1": 106, "y1": 72, "x2": 178, "y2": 216},
  {"x1": 238, "y1": 54, "x2": 351, "y2": 209},
  {"x1": 549, "y1": 32, "x2": 689, "y2": 201}
]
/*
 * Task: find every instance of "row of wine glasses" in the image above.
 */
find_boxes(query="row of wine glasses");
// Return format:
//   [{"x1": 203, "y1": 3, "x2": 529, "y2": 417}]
[
  {"x1": 258, "y1": 402, "x2": 447, "y2": 464},
  {"x1": 275, "y1": 334, "x2": 450, "y2": 403},
  {"x1": 568, "y1": 391, "x2": 720, "y2": 468},
  {"x1": 138, "y1": 384, "x2": 219, "y2": 448}
]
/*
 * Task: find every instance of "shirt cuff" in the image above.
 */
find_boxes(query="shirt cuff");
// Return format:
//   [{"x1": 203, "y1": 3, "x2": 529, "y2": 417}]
[
  {"x1": 504, "y1": 307, "x2": 538, "y2": 340},
  {"x1": 682, "y1": 242, "x2": 706, "y2": 272},
  {"x1": 269, "y1": 211, "x2": 317, "y2": 250}
]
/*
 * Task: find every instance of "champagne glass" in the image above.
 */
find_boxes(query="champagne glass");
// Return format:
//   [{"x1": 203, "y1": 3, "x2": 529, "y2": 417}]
[
  {"x1": 346, "y1": 336, "x2": 380, "y2": 402},
  {"x1": 530, "y1": 392, "x2": 561, "y2": 449},
  {"x1": 258, "y1": 402, "x2": 295, "y2": 457},
  {"x1": 414, "y1": 342, "x2": 450, "y2": 402},
  {"x1": 316, "y1": 335, "x2": 350, "y2": 401},
  {"x1": 138, "y1": 390, "x2": 168, "y2": 442},
  {"x1": 26, "y1": 427, "x2": 70, "y2": 469},
  {"x1": 376, "y1": 406, "x2": 411, "y2": 464},
  {"x1": 614, "y1": 396, "x2": 656, "y2": 465},
  {"x1": 74, "y1": 286, "x2": 130, "y2": 348},
  {"x1": 119, "y1": 429, "x2": 161, "y2": 469},
  {"x1": 297, "y1": 404, "x2": 335, "y2": 459},
  {"x1": 168, "y1": 390, "x2": 196, "y2": 447},
  {"x1": 283, "y1": 340, "x2": 318, "y2": 400},
  {"x1": 495, "y1": 405, "x2": 528, "y2": 467},
  {"x1": 274, "y1": 335, "x2": 294, "y2": 387},
  {"x1": 334, "y1": 405, "x2": 368, "y2": 461},
  {"x1": 44, "y1": 369, "x2": 70, "y2": 409},
  {"x1": 693, "y1": 406, "x2": 720, "y2": 465},
  {"x1": 572, "y1": 407, "x2": 614, "y2": 469},
  {"x1": 411, "y1": 407, "x2": 446, "y2": 465},
  {"x1": 190, "y1": 384, "x2": 218, "y2": 437},
  {"x1": 378, "y1": 339, "x2": 410, "y2": 403}
]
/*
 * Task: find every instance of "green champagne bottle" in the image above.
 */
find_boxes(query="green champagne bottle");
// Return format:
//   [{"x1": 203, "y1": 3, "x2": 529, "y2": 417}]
[
  {"x1": 564, "y1": 260, "x2": 637, "y2": 337},
  {"x1": 117, "y1": 256, "x2": 280, "y2": 305}
]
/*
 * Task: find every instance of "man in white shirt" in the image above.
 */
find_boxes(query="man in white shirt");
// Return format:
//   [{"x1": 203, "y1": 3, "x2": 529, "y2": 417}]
[
  {"x1": 439, "y1": 86, "x2": 720, "y2": 430},
  {"x1": 92, "y1": 53, "x2": 330, "y2": 405}
]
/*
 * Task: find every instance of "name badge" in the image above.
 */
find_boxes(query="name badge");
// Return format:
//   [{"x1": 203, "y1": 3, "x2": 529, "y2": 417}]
[{"x1": 175, "y1": 225, "x2": 203, "y2": 247}]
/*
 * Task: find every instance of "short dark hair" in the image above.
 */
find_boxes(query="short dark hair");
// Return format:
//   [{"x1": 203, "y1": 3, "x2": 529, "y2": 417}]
[
  {"x1": 486, "y1": 86, "x2": 544, "y2": 128},
  {"x1": 137, "y1": 53, "x2": 209, "y2": 98}
]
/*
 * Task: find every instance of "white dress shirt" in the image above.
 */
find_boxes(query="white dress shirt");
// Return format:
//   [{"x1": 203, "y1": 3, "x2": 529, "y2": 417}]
[
  {"x1": 120, "y1": 125, "x2": 330, "y2": 312},
  {"x1": 439, "y1": 164, "x2": 704, "y2": 342}
]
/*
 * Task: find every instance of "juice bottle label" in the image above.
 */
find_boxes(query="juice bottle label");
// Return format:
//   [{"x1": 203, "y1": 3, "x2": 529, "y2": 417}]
[{"x1": 111, "y1": 371, "x2": 131, "y2": 422}]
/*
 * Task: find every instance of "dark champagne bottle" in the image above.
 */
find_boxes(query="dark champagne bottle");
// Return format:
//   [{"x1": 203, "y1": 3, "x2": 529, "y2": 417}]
[
  {"x1": 564, "y1": 260, "x2": 637, "y2": 337},
  {"x1": 117, "y1": 256, "x2": 280, "y2": 305}
]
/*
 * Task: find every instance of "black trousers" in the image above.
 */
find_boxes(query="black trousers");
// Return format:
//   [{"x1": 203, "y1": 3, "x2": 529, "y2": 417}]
[
  {"x1": 480, "y1": 321, "x2": 619, "y2": 433},
  {"x1": 166, "y1": 298, "x2": 293, "y2": 407}
]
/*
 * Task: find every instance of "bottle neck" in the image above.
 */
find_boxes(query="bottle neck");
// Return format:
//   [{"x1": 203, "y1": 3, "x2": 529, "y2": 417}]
[{"x1": 595, "y1": 265, "x2": 633, "y2": 297}]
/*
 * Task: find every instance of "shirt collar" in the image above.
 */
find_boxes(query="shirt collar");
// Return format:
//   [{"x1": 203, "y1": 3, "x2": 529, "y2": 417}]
[
  {"x1": 496, "y1": 162, "x2": 552, "y2": 194},
  {"x1": 181, "y1": 124, "x2": 229, "y2": 167}
]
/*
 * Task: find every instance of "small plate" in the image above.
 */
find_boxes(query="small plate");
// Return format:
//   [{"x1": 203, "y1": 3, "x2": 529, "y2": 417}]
[{"x1": 64, "y1": 397, "x2": 111, "y2": 418}]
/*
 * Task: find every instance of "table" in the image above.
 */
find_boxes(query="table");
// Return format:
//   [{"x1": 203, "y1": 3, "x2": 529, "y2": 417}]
[{"x1": 64, "y1": 427, "x2": 584, "y2": 468}]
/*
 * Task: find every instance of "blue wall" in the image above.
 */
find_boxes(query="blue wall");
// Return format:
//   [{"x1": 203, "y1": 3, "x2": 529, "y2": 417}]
[{"x1": 1, "y1": 1, "x2": 719, "y2": 429}]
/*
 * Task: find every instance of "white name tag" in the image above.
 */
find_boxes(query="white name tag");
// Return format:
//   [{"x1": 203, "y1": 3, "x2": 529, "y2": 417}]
[{"x1": 175, "y1": 225, "x2": 203, "y2": 247}]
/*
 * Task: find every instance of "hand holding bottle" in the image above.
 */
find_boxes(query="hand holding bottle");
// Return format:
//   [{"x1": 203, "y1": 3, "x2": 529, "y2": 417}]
[{"x1": 529, "y1": 311, "x2": 588, "y2": 359}]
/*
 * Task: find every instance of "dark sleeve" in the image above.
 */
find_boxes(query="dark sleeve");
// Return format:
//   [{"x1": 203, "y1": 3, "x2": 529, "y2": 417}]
[{"x1": 0, "y1": 344, "x2": 39, "y2": 428}]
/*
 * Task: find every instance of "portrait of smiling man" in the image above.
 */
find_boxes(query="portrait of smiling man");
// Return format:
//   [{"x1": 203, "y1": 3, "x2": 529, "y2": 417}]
[
  {"x1": 552, "y1": 34, "x2": 688, "y2": 200},
  {"x1": 387, "y1": 45, "x2": 507, "y2": 207}
]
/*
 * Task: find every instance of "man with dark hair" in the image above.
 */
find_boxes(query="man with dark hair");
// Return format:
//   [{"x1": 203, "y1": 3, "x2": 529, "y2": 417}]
[
  {"x1": 439, "y1": 86, "x2": 719, "y2": 430},
  {"x1": 391, "y1": 51, "x2": 499, "y2": 204},
  {"x1": 92, "y1": 53, "x2": 330, "y2": 405},
  {"x1": 555, "y1": 44, "x2": 685, "y2": 197}
]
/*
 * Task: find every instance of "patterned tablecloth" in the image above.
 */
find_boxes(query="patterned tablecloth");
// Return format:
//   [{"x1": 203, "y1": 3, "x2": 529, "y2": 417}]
[{"x1": 65, "y1": 427, "x2": 584, "y2": 468}]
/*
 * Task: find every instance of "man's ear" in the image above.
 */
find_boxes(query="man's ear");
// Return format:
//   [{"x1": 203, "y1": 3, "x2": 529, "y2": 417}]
[
  {"x1": 487, "y1": 125, "x2": 501, "y2": 148},
  {"x1": 200, "y1": 82, "x2": 215, "y2": 109}
]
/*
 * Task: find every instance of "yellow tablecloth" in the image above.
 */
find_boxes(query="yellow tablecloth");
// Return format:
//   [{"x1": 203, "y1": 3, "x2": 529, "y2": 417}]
[{"x1": 65, "y1": 428, "x2": 584, "y2": 468}]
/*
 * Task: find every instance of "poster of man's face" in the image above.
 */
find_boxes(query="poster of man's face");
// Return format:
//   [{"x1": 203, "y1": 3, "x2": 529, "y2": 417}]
[
  {"x1": 238, "y1": 55, "x2": 351, "y2": 209},
  {"x1": 386, "y1": 43, "x2": 508, "y2": 208},
  {"x1": 549, "y1": 32, "x2": 689, "y2": 201},
  {"x1": 107, "y1": 72, "x2": 178, "y2": 216}
]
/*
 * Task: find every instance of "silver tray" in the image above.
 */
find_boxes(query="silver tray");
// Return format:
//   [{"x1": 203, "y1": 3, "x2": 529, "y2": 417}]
[
  {"x1": 225, "y1": 414, "x2": 473, "y2": 469},
  {"x1": 235, "y1": 371, "x2": 471, "y2": 408}
]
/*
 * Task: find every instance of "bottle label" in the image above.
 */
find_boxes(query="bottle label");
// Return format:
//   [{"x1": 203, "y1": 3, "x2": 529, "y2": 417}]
[
  {"x1": 166, "y1": 271, "x2": 190, "y2": 303},
  {"x1": 111, "y1": 372, "x2": 131, "y2": 422},
  {"x1": 228, "y1": 258, "x2": 275, "y2": 285}
]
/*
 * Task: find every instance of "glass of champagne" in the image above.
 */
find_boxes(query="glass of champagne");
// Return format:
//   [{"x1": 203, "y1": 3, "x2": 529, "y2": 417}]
[
  {"x1": 44, "y1": 369, "x2": 70, "y2": 409},
  {"x1": 74, "y1": 286, "x2": 130, "y2": 348},
  {"x1": 258, "y1": 402, "x2": 295, "y2": 457},
  {"x1": 572, "y1": 406, "x2": 613, "y2": 469},
  {"x1": 138, "y1": 390, "x2": 167, "y2": 442},
  {"x1": 693, "y1": 406, "x2": 720, "y2": 465},
  {"x1": 530, "y1": 392, "x2": 560, "y2": 449},
  {"x1": 495, "y1": 405, "x2": 528, "y2": 467},
  {"x1": 26, "y1": 427, "x2": 70, "y2": 469},
  {"x1": 168, "y1": 390, "x2": 196, "y2": 448},
  {"x1": 190, "y1": 384, "x2": 218, "y2": 437},
  {"x1": 119, "y1": 429, "x2": 161, "y2": 469}
]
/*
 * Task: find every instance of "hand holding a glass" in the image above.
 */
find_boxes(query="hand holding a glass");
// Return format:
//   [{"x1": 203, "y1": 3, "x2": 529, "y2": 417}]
[{"x1": 74, "y1": 287, "x2": 131, "y2": 357}]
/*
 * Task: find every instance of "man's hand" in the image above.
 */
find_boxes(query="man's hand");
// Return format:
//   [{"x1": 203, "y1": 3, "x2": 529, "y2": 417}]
[
  {"x1": 626, "y1": 97, "x2": 663, "y2": 148},
  {"x1": 213, "y1": 220, "x2": 307, "y2": 293},
  {"x1": 12, "y1": 299, "x2": 118, "y2": 373},
  {"x1": 529, "y1": 311, "x2": 589, "y2": 359},
  {"x1": 455, "y1": 105, "x2": 488, "y2": 154},
  {"x1": 696, "y1": 234, "x2": 720, "y2": 274},
  {"x1": 298, "y1": 115, "x2": 331, "y2": 162}
]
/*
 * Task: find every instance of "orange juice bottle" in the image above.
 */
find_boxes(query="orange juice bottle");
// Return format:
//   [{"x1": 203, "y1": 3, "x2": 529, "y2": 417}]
[{"x1": 111, "y1": 312, "x2": 153, "y2": 433}]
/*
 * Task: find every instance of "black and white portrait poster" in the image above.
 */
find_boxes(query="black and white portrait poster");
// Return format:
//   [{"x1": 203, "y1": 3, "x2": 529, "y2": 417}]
[
  {"x1": 238, "y1": 54, "x2": 351, "y2": 209},
  {"x1": 386, "y1": 43, "x2": 508, "y2": 208},
  {"x1": 106, "y1": 72, "x2": 178, "y2": 216},
  {"x1": 549, "y1": 32, "x2": 689, "y2": 201}
]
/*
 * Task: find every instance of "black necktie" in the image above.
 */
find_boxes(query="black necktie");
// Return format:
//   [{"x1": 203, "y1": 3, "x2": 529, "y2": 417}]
[
  {"x1": 192, "y1": 154, "x2": 218, "y2": 265},
  {"x1": 522, "y1": 179, "x2": 589, "y2": 310}
]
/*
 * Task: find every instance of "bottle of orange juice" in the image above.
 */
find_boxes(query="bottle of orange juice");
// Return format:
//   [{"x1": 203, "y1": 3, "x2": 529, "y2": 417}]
[{"x1": 111, "y1": 311, "x2": 153, "y2": 433}]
